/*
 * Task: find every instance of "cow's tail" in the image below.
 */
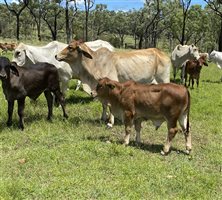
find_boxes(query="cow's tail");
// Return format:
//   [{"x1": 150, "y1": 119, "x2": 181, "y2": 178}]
[{"x1": 186, "y1": 89, "x2": 190, "y2": 133}]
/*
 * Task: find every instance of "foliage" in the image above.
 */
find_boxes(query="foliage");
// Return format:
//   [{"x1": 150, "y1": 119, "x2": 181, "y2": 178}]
[{"x1": 0, "y1": 0, "x2": 221, "y2": 50}]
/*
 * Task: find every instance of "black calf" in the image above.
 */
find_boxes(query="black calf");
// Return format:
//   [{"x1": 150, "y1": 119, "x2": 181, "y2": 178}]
[{"x1": 0, "y1": 56, "x2": 68, "y2": 130}]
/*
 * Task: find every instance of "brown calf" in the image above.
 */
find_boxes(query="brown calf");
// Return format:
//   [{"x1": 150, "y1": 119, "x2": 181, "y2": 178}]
[
  {"x1": 92, "y1": 78, "x2": 191, "y2": 155},
  {"x1": 184, "y1": 55, "x2": 208, "y2": 88},
  {"x1": 0, "y1": 42, "x2": 17, "y2": 53}
]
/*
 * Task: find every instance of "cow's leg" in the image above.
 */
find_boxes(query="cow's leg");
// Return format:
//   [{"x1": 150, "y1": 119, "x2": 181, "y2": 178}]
[
  {"x1": 197, "y1": 78, "x2": 199, "y2": 88},
  {"x1": 134, "y1": 119, "x2": 142, "y2": 144},
  {"x1": 107, "y1": 113, "x2": 114, "y2": 128},
  {"x1": 179, "y1": 113, "x2": 191, "y2": 154},
  {"x1": 161, "y1": 120, "x2": 178, "y2": 155},
  {"x1": 75, "y1": 80, "x2": 82, "y2": 91},
  {"x1": 17, "y1": 98, "x2": 25, "y2": 130},
  {"x1": 7, "y1": 100, "x2": 14, "y2": 127},
  {"x1": 188, "y1": 76, "x2": 191, "y2": 87},
  {"x1": 123, "y1": 111, "x2": 134, "y2": 145},
  {"x1": 173, "y1": 67, "x2": 177, "y2": 81},
  {"x1": 184, "y1": 73, "x2": 187, "y2": 87},
  {"x1": 191, "y1": 79, "x2": 194, "y2": 89},
  {"x1": 101, "y1": 103, "x2": 108, "y2": 122},
  {"x1": 53, "y1": 90, "x2": 68, "y2": 119},
  {"x1": 44, "y1": 90, "x2": 53, "y2": 120},
  {"x1": 180, "y1": 67, "x2": 185, "y2": 84}
]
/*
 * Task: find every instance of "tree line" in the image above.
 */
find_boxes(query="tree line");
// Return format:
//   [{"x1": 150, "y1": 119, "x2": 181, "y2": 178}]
[{"x1": 0, "y1": 0, "x2": 221, "y2": 52}]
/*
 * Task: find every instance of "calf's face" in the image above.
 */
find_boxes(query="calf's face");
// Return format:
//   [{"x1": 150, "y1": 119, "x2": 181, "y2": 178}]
[
  {"x1": 0, "y1": 57, "x2": 19, "y2": 79},
  {"x1": 55, "y1": 40, "x2": 92, "y2": 64},
  {"x1": 94, "y1": 78, "x2": 116, "y2": 99}
]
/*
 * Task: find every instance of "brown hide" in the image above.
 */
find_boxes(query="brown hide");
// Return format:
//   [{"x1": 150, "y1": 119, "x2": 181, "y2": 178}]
[
  {"x1": 94, "y1": 77, "x2": 191, "y2": 155},
  {"x1": 185, "y1": 55, "x2": 208, "y2": 88}
]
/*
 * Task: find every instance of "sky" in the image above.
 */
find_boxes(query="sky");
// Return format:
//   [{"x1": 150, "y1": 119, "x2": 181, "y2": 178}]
[{"x1": 0, "y1": 0, "x2": 207, "y2": 11}]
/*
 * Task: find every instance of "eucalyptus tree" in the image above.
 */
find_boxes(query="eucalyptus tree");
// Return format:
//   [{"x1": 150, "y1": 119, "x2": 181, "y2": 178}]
[
  {"x1": 4, "y1": 0, "x2": 29, "y2": 40},
  {"x1": 92, "y1": 4, "x2": 110, "y2": 39},
  {"x1": 42, "y1": 0, "x2": 63, "y2": 41},
  {"x1": 186, "y1": 5, "x2": 208, "y2": 47},
  {"x1": 83, "y1": 0, "x2": 94, "y2": 41},
  {"x1": 112, "y1": 11, "x2": 130, "y2": 48},
  {"x1": 204, "y1": 0, "x2": 222, "y2": 51},
  {"x1": 26, "y1": 0, "x2": 44, "y2": 41},
  {"x1": 65, "y1": 0, "x2": 78, "y2": 43}
]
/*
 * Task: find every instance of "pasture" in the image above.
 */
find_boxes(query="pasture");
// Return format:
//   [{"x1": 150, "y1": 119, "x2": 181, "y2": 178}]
[{"x1": 0, "y1": 52, "x2": 222, "y2": 199}]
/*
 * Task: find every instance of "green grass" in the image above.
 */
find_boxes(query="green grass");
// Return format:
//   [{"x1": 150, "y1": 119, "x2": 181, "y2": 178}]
[{"x1": 0, "y1": 53, "x2": 222, "y2": 199}]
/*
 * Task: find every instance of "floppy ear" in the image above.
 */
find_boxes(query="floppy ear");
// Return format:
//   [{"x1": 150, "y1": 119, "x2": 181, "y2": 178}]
[
  {"x1": 77, "y1": 46, "x2": 93, "y2": 59},
  {"x1": 25, "y1": 50, "x2": 35, "y2": 63},
  {"x1": 10, "y1": 64, "x2": 19, "y2": 76},
  {"x1": 106, "y1": 83, "x2": 115, "y2": 90},
  {"x1": 177, "y1": 44, "x2": 182, "y2": 50}
]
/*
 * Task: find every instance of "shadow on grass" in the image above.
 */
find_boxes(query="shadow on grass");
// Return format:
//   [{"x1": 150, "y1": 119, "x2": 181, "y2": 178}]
[
  {"x1": 65, "y1": 95, "x2": 93, "y2": 105},
  {"x1": 86, "y1": 133, "x2": 188, "y2": 155},
  {"x1": 202, "y1": 79, "x2": 222, "y2": 84}
]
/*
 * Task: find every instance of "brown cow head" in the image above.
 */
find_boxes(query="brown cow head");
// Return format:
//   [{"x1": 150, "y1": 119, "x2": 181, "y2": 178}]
[{"x1": 55, "y1": 40, "x2": 93, "y2": 64}]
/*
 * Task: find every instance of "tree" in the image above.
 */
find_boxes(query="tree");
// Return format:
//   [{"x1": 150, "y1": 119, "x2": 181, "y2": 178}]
[
  {"x1": 83, "y1": 0, "x2": 94, "y2": 41},
  {"x1": 26, "y1": 0, "x2": 44, "y2": 41},
  {"x1": 92, "y1": 4, "x2": 109, "y2": 39},
  {"x1": 65, "y1": 0, "x2": 78, "y2": 44},
  {"x1": 112, "y1": 11, "x2": 129, "y2": 48},
  {"x1": 4, "y1": 0, "x2": 29, "y2": 40},
  {"x1": 42, "y1": 0, "x2": 63, "y2": 41},
  {"x1": 204, "y1": 0, "x2": 222, "y2": 51}
]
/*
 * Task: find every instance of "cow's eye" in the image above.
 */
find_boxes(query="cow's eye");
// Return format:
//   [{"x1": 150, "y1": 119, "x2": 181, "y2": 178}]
[
  {"x1": 96, "y1": 84, "x2": 102, "y2": 90},
  {"x1": 16, "y1": 51, "x2": 20, "y2": 56},
  {"x1": 68, "y1": 46, "x2": 73, "y2": 52}
]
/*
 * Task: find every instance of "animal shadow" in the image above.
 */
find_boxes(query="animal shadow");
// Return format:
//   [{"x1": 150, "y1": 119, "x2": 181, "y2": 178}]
[{"x1": 65, "y1": 95, "x2": 93, "y2": 104}]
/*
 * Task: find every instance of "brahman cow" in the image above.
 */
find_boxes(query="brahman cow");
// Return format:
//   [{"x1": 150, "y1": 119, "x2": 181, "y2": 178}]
[
  {"x1": 184, "y1": 54, "x2": 208, "y2": 88},
  {"x1": 12, "y1": 40, "x2": 114, "y2": 93},
  {"x1": 171, "y1": 44, "x2": 200, "y2": 82},
  {"x1": 55, "y1": 40, "x2": 171, "y2": 127},
  {"x1": 92, "y1": 77, "x2": 191, "y2": 155},
  {"x1": 0, "y1": 56, "x2": 68, "y2": 130},
  {"x1": 209, "y1": 50, "x2": 222, "y2": 69}
]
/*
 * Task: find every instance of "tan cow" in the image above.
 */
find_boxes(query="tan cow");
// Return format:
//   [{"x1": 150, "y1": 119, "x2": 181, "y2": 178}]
[
  {"x1": 56, "y1": 40, "x2": 171, "y2": 127},
  {"x1": 92, "y1": 78, "x2": 191, "y2": 155}
]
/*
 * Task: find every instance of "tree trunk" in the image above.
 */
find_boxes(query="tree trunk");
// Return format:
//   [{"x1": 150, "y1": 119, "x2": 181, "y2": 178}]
[
  {"x1": 16, "y1": 15, "x2": 20, "y2": 41},
  {"x1": 65, "y1": 0, "x2": 71, "y2": 44},
  {"x1": 138, "y1": 34, "x2": 143, "y2": 49},
  {"x1": 85, "y1": 12, "x2": 88, "y2": 41},
  {"x1": 219, "y1": 18, "x2": 222, "y2": 51}
]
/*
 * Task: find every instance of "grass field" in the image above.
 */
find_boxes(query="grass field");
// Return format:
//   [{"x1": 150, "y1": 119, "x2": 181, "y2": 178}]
[{"x1": 0, "y1": 52, "x2": 222, "y2": 199}]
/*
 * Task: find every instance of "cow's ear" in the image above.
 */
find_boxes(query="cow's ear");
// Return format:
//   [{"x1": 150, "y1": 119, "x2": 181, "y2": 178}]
[
  {"x1": 25, "y1": 50, "x2": 35, "y2": 63},
  {"x1": 106, "y1": 83, "x2": 115, "y2": 90},
  {"x1": 177, "y1": 44, "x2": 182, "y2": 50},
  {"x1": 77, "y1": 46, "x2": 92, "y2": 59},
  {"x1": 82, "y1": 50, "x2": 93, "y2": 59},
  {"x1": 10, "y1": 64, "x2": 19, "y2": 76}
]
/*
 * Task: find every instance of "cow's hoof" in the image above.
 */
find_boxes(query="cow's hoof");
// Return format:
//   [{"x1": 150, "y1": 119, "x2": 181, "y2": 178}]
[
  {"x1": 185, "y1": 149, "x2": 191, "y2": 155},
  {"x1": 7, "y1": 122, "x2": 12, "y2": 127},
  {"x1": 160, "y1": 150, "x2": 169, "y2": 156},
  {"x1": 106, "y1": 123, "x2": 113, "y2": 129}
]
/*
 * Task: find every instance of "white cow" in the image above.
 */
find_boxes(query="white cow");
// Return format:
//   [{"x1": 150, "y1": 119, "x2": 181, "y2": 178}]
[
  {"x1": 12, "y1": 40, "x2": 114, "y2": 93},
  {"x1": 171, "y1": 44, "x2": 200, "y2": 82},
  {"x1": 55, "y1": 40, "x2": 171, "y2": 127},
  {"x1": 209, "y1": 50, "x2": 222, "y2": 69}
]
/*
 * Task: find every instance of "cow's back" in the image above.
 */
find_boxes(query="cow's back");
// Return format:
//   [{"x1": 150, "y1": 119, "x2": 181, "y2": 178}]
[{"x1": 90, "y1": 48, "x2": 170, "y2": 84}]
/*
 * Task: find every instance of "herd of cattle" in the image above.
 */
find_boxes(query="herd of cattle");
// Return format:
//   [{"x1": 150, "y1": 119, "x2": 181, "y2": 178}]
[{"x1": 0, "y1": 39, "x2": 221, "y2": 155}]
